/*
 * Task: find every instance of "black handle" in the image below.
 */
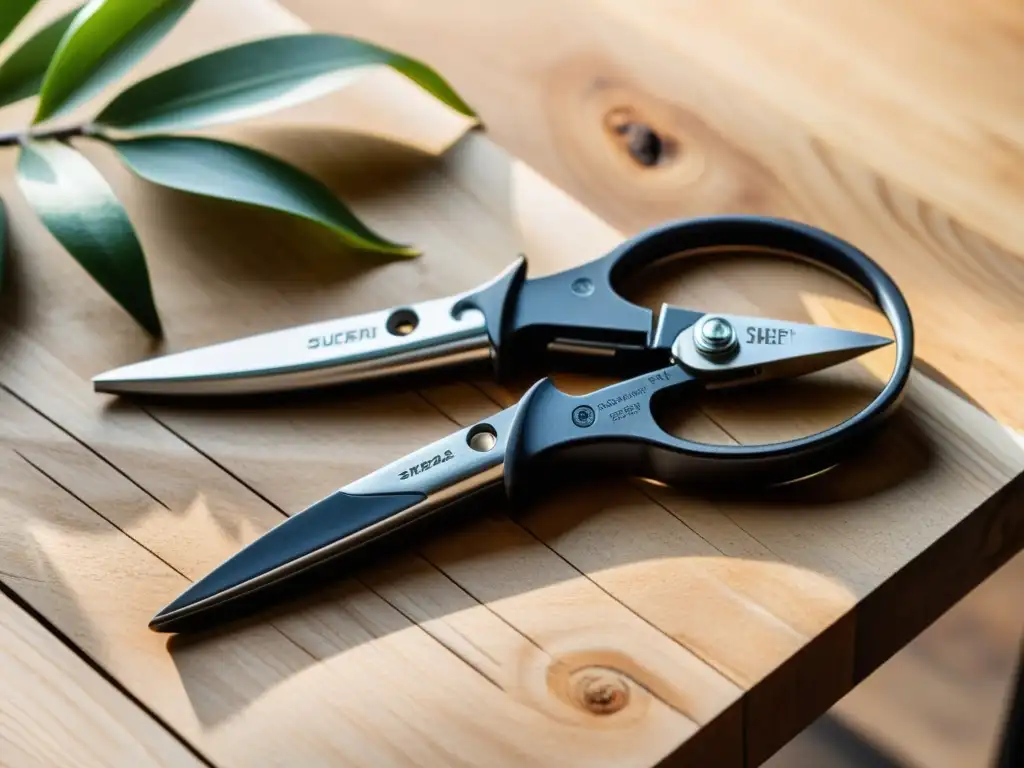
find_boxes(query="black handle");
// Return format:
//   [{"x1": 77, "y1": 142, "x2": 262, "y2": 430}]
[
  {"x1": 499, "y1": 217, "x2": 915, "y2": 498},
  {"x1": 454, "y1": 215, "x2": 914, "y2": 380},
  {"x1": 502, "y1": 357, "x2": 897, "y2": 504}
]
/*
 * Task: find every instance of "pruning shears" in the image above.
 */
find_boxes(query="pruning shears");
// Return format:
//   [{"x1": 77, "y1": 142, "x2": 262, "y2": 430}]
[{"x1": 93, "y1": 216, "x2": 914, "y2": 633}]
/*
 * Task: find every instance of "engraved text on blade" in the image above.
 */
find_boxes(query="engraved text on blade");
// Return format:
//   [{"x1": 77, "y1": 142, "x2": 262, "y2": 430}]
[{"x1": 308, "y1": 326, "x2": 378, "y2": 350}]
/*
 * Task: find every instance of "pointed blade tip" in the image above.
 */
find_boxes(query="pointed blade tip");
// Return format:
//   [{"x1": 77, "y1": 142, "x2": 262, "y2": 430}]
[
  {"x1": 92, "y1": 367, "x2": 134, "y2": 392},
  {"x1": 148, "y1": 607, "x2": 176, "y2": 633},
  {"x1": 807, "y1": 330, "x2": 894, "y2": 374},
  {"x1": 92, "y1": 376, "x2": 118, "y2": 393},
  {"x1": 855, "y1": 331, "x2": 895, "y2": 352}
]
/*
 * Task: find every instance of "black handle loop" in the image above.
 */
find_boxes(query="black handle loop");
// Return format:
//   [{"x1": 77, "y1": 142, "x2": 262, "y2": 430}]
[
  {"x1": 501, "y1": 216, "x2": 915, "y2": 499},
  {"x1": 458, "y1": 215, "x2": 913, "y2": 384}
]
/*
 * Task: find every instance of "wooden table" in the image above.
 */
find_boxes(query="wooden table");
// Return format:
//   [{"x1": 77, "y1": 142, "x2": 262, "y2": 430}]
[{"x1": 2, "y1": 1, "x2": 1022, "y2": 766}]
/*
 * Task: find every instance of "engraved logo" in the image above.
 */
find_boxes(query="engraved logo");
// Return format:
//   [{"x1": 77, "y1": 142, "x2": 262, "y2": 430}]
[
  {"x1": 399, "y1": 450, "x2": 455, "y2": 480},
  {"x1": 308, "y1": 326, "x2": 377, "y2": 350},
  {"x1": 746, "y1": 327, "x2": 794, "y2": 345},
  {"x1": 609, "y1": 403, "x2": 643, "y2": 423},
  {"x1": 596, "y1": 385, "x2": 647, "y2": 412}
]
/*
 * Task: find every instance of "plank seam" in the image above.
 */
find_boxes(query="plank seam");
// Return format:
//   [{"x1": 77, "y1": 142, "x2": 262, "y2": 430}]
[
  {"x1": 0, "y1": 383, "x2": 169, "y2": 511},
  {"x1": 460, "y1": 381, "x2": 734, "y2": 555},
  {"x1": 141, "y1": 406, "x2": 283, "y2": 515},
  {"x1": 266, "y1": 623, "x2": 320, "y2": 663},
  {"x1": 366, "y1": 576, "x2": 506, "y2": 691},
  {"x1": 140, "y1": 403, "x2": 519, "y2": 690},
  {"x1": 418, "y1": 557, "x2": 549, "y2": 656},
  {"x1": 0, "y1": 567, "x2": 46, "y2": 584},
  {"x1": 437, "y1": 383, "x2": 823, "y2": 697},
  {"x1": 421, "y1": 383, "x2": 774, "y2": 661},
  {"x1": 423, "y1": 385, "x2": 722, "y2": 632},
  {"x1": 633, "y1": 485, "x2": 730, "y2": 557},
  {"x1": 0, "y1": 538, "x2": 216, "y2": 768},
  {"x1": 10, "y1": 395, "x2": 508, "y2": 720},
  {"x1": 416, "y1": 390, "x2": 465, "y2": 430},
  {"x1": 1, "y1": 378, "x2": 340, "y2": 671},
  {"x1": 13, "y1": 450, "x2": 191, "y2": 582}
]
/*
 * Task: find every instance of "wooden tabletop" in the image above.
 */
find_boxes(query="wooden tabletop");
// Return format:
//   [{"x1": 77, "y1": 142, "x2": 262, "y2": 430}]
[{"x1": 2, "y1": 1, "x2": 1023, "y2": 766}]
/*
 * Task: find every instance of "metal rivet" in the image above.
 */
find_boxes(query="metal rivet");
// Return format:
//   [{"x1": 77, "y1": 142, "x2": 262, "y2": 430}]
[
  {"x1": 572, "y1": 405, "x2": 596, "y2": 428},
  {"x1": 571, "y1": 277, "x2": 595, "y2": 297},
  {"x1": 467, "y1": 424, "x2": 497, "y2": 452},
  {"x1": 386, "y1": 308, "x2": 419, "y2": 337},
  {"x1": 694, "y1": 316, "x2": 738, "y2": 358}
]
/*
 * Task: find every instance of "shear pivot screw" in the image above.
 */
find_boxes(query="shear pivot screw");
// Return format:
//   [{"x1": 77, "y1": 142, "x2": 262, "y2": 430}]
[
  {"x1": 571, "y1": 277, "x2": 595, "y2": 297},
  {"x1": 572, "y1": 405, "x2": 596, "y2": 428},
  {"x1": 694, "y1": 316, "x2": 738, "y2": 359}
]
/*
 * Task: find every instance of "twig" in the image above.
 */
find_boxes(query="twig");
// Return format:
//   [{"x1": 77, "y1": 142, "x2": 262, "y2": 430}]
[{"x1": 0, "y1": 123, "x2": 91, "y2": 147}]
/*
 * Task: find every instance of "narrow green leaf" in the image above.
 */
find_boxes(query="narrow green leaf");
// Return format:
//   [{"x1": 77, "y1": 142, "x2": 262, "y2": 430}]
[
  {"x1": 110, "y1": 135, "x2": 416, "y2": 257},
  {"x1": 17, "y1": 140, "x2": 161, "y2": 335},
  {"x1": 0, "y1": 6, "x2": 82, "y2": 110},
  {"x1": 0, "y1": 0, "x2": 39, "y2": 47},
  {"x1": 34, "y1": 0, "x2": 194, "y2": 124},
  {"x1": 95, "y1": 33, "x2": 476, "y2": 133}
]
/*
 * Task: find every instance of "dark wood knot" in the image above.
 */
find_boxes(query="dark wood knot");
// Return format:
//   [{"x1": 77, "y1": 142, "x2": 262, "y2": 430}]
[
  {"x1": 572, "y1": 669, "x2": 630, "y2": 715},
  {"x1": 604, "y1": 107, "x2": 674, "y2": 167}
]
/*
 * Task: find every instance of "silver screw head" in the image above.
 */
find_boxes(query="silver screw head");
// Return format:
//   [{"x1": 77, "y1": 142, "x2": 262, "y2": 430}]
[{"x1": 694, "y1": 316, "x2": 738, "y2": 358}]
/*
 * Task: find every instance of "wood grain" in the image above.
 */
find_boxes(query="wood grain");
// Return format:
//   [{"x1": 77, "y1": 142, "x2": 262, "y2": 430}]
[
  {"x1": 2, "y1": 3, "x2": 739, "y2": 766},
  {"x1": 278, "y1": 6, "x2": 1024, "y2": 761},
  {"x1": 0, "y1": 357, "x2": 728, "y2": 766},
  {"x1": 0, "y1": 1, "x2": 1021, "y2": 767},
  {"x1": 0, "y1": 589, "x2": 199, "y2": 768},
  {"x1": 832, "y1": 552, "x2": 1024, "y2": 768},
  {"x1": 280, "y1": 0, "x2": 1024, "y2": 431}
]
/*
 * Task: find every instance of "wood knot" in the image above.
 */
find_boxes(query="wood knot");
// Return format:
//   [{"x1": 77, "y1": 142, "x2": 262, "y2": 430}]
[
  {"x1": 604, "y1": 106, "x2": 675, "y2": 167},
  {"x1": 571, "y1": 669, "x2": 630, "y2": 715}
]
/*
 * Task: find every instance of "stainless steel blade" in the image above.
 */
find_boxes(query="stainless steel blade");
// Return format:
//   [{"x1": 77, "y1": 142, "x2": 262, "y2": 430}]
[
  {"x1": 149, "y1": 404, "x2": 518, "y2": 631},
  {"x1": 672, "y1": 313, "x2": 893, "y2": 384},
  {"x1": 94, "y1": 295, "x2": 490, "y2": 395}
]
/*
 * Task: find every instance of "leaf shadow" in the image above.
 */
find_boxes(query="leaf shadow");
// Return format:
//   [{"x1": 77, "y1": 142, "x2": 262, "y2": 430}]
[
  {"x1": 116, "y1": 129, "x2": 446, "y2": 295},
  {"x1": 233, "y1": 124, "x2": 451, "y2": 202},
  {"x1": 149, "y1": 214, "x2": 1024, "y2": 734},
  {"x1": 163, "y1": 503, "x2": 511, "y2": 729},
  {"x1": 0, "y1": 448, "x2": 106, "y2": 681},
  {"x1": 154, "y1": 375, "x2": 952, "y2": 731},
  {"x1": 11, "y1": 124, "x2": 1020, "y2": 748}
]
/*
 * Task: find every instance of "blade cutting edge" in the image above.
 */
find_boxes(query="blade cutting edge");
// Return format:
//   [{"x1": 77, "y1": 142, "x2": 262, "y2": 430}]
[
  {"x1": 672, "y1": 313, "x2": 894, "y2": 383},
  {"x1": 150, "y1": 405, "x2": 518, "y2": 632},
  {"x1": 93, "y1": 295, "x2": 490, "y2": 396}
]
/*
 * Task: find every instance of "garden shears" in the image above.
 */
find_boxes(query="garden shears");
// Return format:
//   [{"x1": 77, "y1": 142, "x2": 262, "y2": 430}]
[{"x1": 93, "y1": 216, "x2": 914, "y2": 633}]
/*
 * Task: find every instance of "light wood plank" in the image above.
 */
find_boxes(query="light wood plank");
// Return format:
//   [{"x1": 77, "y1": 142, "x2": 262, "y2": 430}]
[
  {"x1": 0, "y1": 377, "x2": 716, "y2": 766},
  {"x1": 0, "y1": 1, "x2": 1021, "y2": 766},
  {"x1": 0, "y1": 590, "x2": 200, "y2": 768},
  {"x1": 831, "y1": 552, "x2": 1024, "y2": 768},
  {"x1": 281, "y1": 0, "x2": 1024, "y2": 431},
  {"x1": 0, "y1": 7, "x2": 742, "y2": 766},
  {"x1": 274, "y1": 10, "x2": 1024, "y2": 764},
  {"x1": 609, "y1": 0, "x2": 1024, "y2": 254}
]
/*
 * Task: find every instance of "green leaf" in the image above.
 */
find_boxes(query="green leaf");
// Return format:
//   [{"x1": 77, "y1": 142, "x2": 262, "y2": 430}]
[
  {"x1": 109, "y1": 135, "x2": 416, "y2": 257},
  {"x1": 34, "y1": 0, "x2": 194, "y2": 124},
  {"x1": 0, "y1": 6, "x2": 82, "y2": 110},
  {"x1": 0, "y1": 0, "x2": 39, "y2": 47},
  {"x1": 94, "y1": 33, "x2": 476, "y2": 133},
  {"x1": 17, "y1": 140, "x2": 161, "y2": 335}
]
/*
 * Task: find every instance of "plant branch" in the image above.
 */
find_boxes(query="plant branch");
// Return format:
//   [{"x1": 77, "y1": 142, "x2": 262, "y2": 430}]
[{"x1": 0, "y1": 123, "x2": 92, "y2": 147}]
